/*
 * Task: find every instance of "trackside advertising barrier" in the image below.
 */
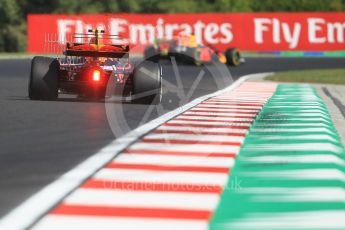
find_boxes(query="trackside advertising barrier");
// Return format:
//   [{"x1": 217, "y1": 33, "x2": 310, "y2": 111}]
[{"x1": 28, "y1": 13, "x2": 345, "y2": 53}]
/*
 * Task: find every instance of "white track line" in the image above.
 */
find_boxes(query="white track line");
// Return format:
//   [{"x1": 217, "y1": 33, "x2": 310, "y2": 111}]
[
  {"x1": 93, "y1": 169, "x2": 229, "y2": 185},
  {"x1": 0, "y1": 73, "x2": 273, "y2": 230},
  {"x1": 155, "y1": 126, "x2": 249, "y2": 134},
  {"x1": 190, "y1": 106, "x2": 262, "y2": 111},
  {"x1": 129, "y1": 143, "x2": 241, "y2": 153},
  {"x1": 166, "y1": 120, "x2": 252, "y2": 126},
  {"x1": 63, "y1": 188, "x2": 220, "y2": 210},
  {"x1": 176, "y1": 115, "x2": 254, "y2": 122},
  {"x1": 33, "y1": 216, "x2": 208, "y2": 230},
  {"x1": 183, "y1": 111, "x2": 258, "y2": 116},
  {"x1": 181, "y1": 115, "x2": 257, "y2": 119},
  {"x1": 113, "y1": 154, "x2": 235, "y2": 167},
  {"x1": 188, "y1": 105, "x2": 262, "y2": 109},
  {"x1": 115, "y1": 152, "x2": 236, "y2": 163},
  {"x1": 205, "y1": 99, "x2": 264, "y2": 102},
  {"x1": 143, "y1": 133, "x2": 244, "y2": 143}
]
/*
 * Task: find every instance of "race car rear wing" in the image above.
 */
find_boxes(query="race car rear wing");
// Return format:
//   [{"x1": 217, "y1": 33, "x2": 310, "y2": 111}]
[
  {"x1": 44, "y1": 29, "x2": 129, "y2": 58},
  {"x1": 65, "y1": 30, "x2": 129, "y2": 58},
  {"x1": 64, "y1": 43, "x2": 129, "y2": 58},
  {"x1": 64, "y1": 49, "x2": 129, "y2": 58}
]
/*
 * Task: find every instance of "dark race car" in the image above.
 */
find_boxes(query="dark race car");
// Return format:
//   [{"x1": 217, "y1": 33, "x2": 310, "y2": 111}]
[
  {"x1": 29, "y1": 29, "x2": 162, "y2": 104},
  {"x1": 144, "y1": 34, "x2": 245, "y2": 66}
]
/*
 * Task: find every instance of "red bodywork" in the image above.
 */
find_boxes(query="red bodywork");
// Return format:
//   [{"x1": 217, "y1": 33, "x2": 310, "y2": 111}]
[{"x1": 57, "y1": 30, "x2": 133, "y2": 97}]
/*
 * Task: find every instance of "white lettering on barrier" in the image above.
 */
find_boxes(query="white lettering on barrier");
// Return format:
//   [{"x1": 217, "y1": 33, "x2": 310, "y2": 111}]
[
  {"x1": 57, "y1": 18, "x2": 234, "y2": 46},
  {"x1": 194, "y1": 20, "x2": 205, "y2": 44},
  {"x1": 129, "y1": 24, "x2": 155, "y2": 44},
  {"x1": 308, "y1": 18, "x2": 326, "y2": 44},
  {"x1": 165, "y1": 23, "x2": 180, "y2": 40},
  {"x1": 220, "y1": 23, "x2": 233, "y2": 43},
  {"x1": 308, "y1": 18, "x2": 345, "y2": 44},
  {"x1": 180, "y1": 23, "x2": 193, "y2": 36},
  {"x1": 57, "y1": 16, "x2": 345, "y2": 49},
  {"x1": 254, "y1": 18, "x2": 271, "y2": 44},
  {"x1": 254, "y1": 18, "x2": 301, "y2": 49},
  {"x1": 273, "y1": 18, "x2": 280, "y2": 44},
  {"x1": 109, "y1": 18, "x2": 129, "y2": 44},
  {"x1": 57, "y1": 20, "x2": 74, "y2": 43},
  {"x1": 204, "y1": 23, "x2": 219, "y2": 44},
  {"x1": 282, "y1": 22, "x2": 301, "y2": 49},
  {"x1": 327, "y1": 22, "x2": 345, "y2": 43}
]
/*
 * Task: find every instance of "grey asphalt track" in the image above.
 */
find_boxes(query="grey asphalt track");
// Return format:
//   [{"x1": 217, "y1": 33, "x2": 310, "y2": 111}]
[{"x1": 1, "y1": 57, "x2": 345, "y2": 218}]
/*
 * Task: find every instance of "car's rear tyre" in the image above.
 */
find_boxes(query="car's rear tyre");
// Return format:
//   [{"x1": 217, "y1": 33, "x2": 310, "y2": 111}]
[
  {"x1": 29, "y1": 56, "x2": 59, "y2": 100},
  {"x1": 225, "y1": 48, "x2": 241, "y2": 66},
  {"x1": 144, "y1": 46, "x2": 159, "y2": 62},
  {"x1": 133, "y1": 61, "x2": 162, "y2": 105}
]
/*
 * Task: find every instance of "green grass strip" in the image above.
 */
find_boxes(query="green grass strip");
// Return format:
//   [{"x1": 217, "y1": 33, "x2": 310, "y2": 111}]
[{"x1": 265, "y1": 69, "x2": 345, "y2": 84}]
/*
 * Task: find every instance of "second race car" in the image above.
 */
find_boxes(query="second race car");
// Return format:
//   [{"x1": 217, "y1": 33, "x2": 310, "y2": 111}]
[{"x1": 144, "y1": 34, "x2": 245, "y2": 66}]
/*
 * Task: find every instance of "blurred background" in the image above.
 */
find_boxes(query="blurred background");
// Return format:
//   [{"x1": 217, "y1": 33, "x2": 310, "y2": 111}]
[{"x1": 1, "y1": 0, "x2": 345, "y2": 53}]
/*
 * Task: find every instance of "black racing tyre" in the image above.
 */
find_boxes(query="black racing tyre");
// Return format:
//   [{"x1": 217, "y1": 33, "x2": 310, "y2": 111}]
[
  {"x1": 144, "y1": 46, "x2": 159, "y2": 62},
  {"x1": 225, "y1": 48, "x2": 241, "y2": 66},
  {"x1": 29, "y1": 56, "x2": 59, "y2": 100},
  {"x1": 132, "y1": 61, "x2": 162, "y2": 105}
]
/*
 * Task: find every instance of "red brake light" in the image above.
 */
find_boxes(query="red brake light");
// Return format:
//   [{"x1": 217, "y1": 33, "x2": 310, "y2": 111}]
[{"x1": 93, "y1": 70, "x2": 101, "y2": 81}]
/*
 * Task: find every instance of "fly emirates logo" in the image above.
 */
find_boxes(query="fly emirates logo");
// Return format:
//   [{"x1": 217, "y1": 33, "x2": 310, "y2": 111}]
[
  {"x1": 57, "y1": 18, "x2": 233, "y2": 45},
  {"x1": 57, "y1": 16, "x2": 345, "y2": 48},
  {"x1": 255, "y1": 17, "x2": 345, "y2": 49}
]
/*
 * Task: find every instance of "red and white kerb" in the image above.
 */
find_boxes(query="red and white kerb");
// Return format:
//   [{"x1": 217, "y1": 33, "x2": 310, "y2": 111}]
[{"x1": 32, "y1": 82, "x2": 277, "y2": 230}]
